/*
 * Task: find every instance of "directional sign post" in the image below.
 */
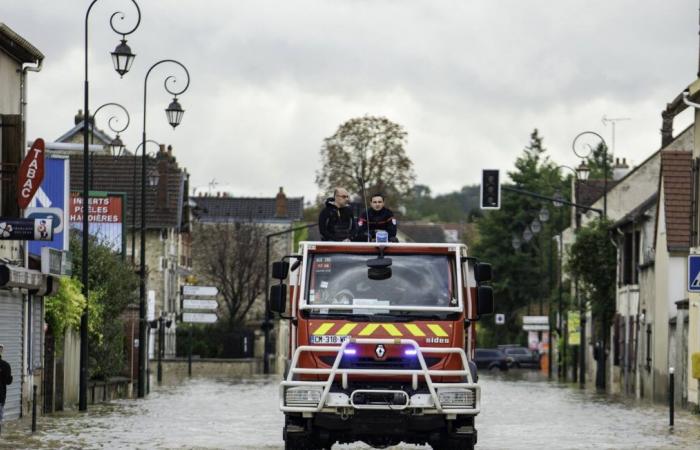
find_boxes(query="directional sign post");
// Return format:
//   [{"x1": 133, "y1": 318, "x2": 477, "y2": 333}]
[
  {"x1": 182, "y1": 312, "x2": 218, "y2": 323},
  {"x1": 182, "y1": 299, "x2": 218, "y2": 310},
  {"x1": 181, "y1": 285, "x2": 219, "y2": 377},
  {"x1": 182, "y1": 285, "x2": 218, "y2": 297}
]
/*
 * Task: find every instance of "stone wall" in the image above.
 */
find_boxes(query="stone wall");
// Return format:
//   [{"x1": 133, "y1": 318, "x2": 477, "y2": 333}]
[{"x1": 157, "y1": 358, "x2": 264, "y2": 381}]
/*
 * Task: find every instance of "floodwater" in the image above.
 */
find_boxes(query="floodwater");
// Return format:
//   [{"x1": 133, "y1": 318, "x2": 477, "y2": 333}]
[{"x1": 1, "y1": 371, "x2": 699, "y2": 449}]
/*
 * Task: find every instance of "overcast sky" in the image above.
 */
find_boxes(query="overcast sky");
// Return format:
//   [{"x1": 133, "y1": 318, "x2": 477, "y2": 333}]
[{"x1": 4, "y1": 0, "x2": 699, "y2": 202}]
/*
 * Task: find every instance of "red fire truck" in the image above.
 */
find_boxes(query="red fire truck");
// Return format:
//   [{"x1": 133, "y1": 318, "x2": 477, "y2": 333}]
[{"x1": 270, "y1": 241, "x2": 494, "y2": 449}]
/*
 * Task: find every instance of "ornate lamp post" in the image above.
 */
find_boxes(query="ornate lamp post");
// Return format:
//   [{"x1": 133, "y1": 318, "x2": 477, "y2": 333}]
[
  {"x1": 81, "y1": 0, "x2": 140, "y2": 412},
  {"x1": 572, "y1": 131, "x2": 607, "y2": 218},
  {"x1": 138, "y1": 60, "x2": 190, "y2": 398},
  {"x1": 128, "y1": 140, "x2": 161, "y2": 264},
  {"x1": 90, "y1": 102, "x2": 130, "y2": 187}
]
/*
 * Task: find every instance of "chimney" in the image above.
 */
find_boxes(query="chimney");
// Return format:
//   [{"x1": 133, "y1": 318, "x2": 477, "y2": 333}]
[
  {"x1": 75, "y1": 109, "x2": 84, "y2": 125},
  {"x1": 167, "y1": 145, "x2": 173, "y2": 158},
  {"x1": 275, "y1": 187, "x2": 287, "y2": 218},
  {"x1": 612, "y1": 157, "x2": 630, "y2": 180}
]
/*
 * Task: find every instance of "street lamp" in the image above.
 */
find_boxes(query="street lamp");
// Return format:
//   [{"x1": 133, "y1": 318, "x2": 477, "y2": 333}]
[
  {"x1": 81, "y1": 0, "x2": 140, "y2": 412},
  {"x1": 138, "y1": 60, "x2": 190, "y2": 398},
  {"x1": 90, "y1": 102, "x2": 130, "y2": 187},
  {"x1": 128, "y1": 140, "x2": 160, "y2": 265},
  {"x1": 572, "y1": 131, "x2": 608, "y2": 217},
  {"x1": 552, "y1": 164, "x2": 587, "y2": 384}
]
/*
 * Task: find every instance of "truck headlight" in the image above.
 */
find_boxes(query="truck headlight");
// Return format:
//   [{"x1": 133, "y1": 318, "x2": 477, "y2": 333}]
[
  {"x1": 285, "y1": 386, "x2": 323, "y2": 406},
  {"x1": 437, "y1": 389, "x2": 475, "y2": 408}
]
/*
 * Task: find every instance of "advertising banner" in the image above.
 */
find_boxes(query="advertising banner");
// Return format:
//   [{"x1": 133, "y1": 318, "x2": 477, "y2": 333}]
[
  {"x1": 0, "y1": 218, "x2": 52, "y2": 240},
  {"x1": 26, "y1": 155, "x2": 69, "y2": 254},
  {"x1": 568, "y1": 311, "x2": 581, "y2": 346},
  {"x1": 69, "y1": 191, "x2": 125, "y2": 253}
]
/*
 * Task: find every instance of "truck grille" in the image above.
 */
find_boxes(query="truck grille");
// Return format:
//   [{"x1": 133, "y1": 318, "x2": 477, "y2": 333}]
[{"x1": 319, "y1": 356, "x2": 442, "y2": 370}]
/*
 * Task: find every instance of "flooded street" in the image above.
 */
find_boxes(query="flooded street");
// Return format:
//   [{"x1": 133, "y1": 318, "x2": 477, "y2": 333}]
[{"x1": 1, "y1": 372, "x2": 699, "y2": 449}]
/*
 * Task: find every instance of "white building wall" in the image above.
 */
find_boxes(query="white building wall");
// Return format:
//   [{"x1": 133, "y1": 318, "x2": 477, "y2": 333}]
[{"x1": 0, "y1": 52, "x2": 21, "y2": 114}]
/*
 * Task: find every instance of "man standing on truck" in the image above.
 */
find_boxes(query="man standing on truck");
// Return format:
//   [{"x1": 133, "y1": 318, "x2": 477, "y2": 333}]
[
  {"x1": 318, "y1": 187, "x2": 356, "y2": 241},
  {"x1": 356, "y1": 192, "x2": 398, "y2": 242}
]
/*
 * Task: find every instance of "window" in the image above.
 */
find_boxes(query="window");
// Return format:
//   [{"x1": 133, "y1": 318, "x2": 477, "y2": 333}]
[
  {"x1": 0, "y1": 115, "x2": 21, "y2": 217},
  {"x1": 622, "y1": 230, "x2": 640, "y2": 285},
  {"x1": 305, "y1": 252, "x2": 457, "y2": 315}
]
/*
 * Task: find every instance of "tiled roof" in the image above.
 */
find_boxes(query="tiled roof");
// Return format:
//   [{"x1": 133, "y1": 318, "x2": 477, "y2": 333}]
[
  {"x1": 70, "y1": 153, "x2": 187, "y2": 229},
  {"x1": 0, "y1": 23, "x2": 43, "y2": 63},
  {"x1": 55, "y1": 121, "x2": 114, "y2": 146},
  {"x1": 661, "y1": 151, "x2": 692, "y2": 251},
  {"x1": 192, "y1": 195, "x2": 304, "y2": 223},
  {"x1": 575, "y1": 179, "x2": 619, "y2": 208}
]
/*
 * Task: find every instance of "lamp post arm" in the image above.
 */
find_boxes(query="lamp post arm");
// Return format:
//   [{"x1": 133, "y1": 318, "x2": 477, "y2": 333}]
[
  {"x1": 502, "y1": 186, "x2": 603, "y2": 217},
  {"x1": 92, "y1": 102, "x2": 131, "y2": 134}
]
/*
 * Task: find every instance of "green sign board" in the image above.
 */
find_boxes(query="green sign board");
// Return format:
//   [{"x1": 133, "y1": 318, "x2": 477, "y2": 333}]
[{"x1": 568, "y1": 311, "x2": 581, "y2": 346}]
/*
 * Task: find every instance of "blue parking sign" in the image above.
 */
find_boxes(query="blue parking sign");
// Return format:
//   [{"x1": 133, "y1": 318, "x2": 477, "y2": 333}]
[{"x1": 688, "y1": 255, "x2": 700, "y2": 292}]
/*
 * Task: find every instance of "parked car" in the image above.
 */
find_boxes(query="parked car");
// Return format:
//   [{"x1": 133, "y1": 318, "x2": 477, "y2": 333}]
[
  {"x1": 497, "y1": 345, "x2": 540, "y2": 369},
  {"x1": 474, "y1": 348, "x2": 510, "y2": 372}
]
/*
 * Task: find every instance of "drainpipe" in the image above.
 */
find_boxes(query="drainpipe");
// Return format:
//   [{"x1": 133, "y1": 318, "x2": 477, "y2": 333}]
[
  {"x1": 661, "y1": 91, "x2": 688, "y2": 148},
  {"x1": 19, "y1": 59, "x2": 43, "y2": 270}
]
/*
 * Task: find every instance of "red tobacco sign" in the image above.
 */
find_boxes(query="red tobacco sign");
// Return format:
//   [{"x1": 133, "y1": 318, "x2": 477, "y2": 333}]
[{"x1": 17, "y1": 138, "x2": 45, "y2": 209}]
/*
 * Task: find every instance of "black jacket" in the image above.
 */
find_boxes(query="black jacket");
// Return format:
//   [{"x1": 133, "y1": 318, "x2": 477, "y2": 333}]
[
  {"x1": 357, "y1": 207, "x2": 397, "y2": 241},
  {"x1": 318, "y1": 198, "x2": 356, "y2": 241},
  {"x1": 0, "y1": 357, "x2": 12, "y2": 404}
]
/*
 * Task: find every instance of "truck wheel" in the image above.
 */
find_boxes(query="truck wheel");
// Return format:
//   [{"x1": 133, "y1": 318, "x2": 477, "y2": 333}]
[
  {"x1": 438, "y1": 436, "x2": 475, "y2": 450},
  {"x1": 284, "y1": 436, "x2": 324, "y2": 450}
]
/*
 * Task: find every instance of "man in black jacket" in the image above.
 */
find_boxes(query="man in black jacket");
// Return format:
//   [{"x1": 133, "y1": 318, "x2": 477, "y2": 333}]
[
  {"x1": 318, "y1": 188, "x2": 356, "y2": 241},
  {"x1": 356, "y1": 193, "x2": 398, "y2": 242},
  {"x1": 0, "y1": 344, "x2": 12, "y2": 434}
]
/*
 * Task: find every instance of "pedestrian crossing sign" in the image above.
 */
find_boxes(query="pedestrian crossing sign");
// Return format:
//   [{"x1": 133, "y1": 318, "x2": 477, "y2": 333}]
[{"x1": 689, "y1": 255, "x2": 700, "y2": 292}]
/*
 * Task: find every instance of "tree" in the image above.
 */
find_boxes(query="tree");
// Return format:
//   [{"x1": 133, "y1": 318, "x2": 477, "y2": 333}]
[
  {"x1": 192, "y1": 222, "x2": 267, "y2": 328},
  {"x1": 70, "y1": 231, "x2": 139, "y2": 379},
  {"x1": 472, "y1": 129, "x2": 569, "y2": 345},
  {"x1": 316, "y1": 116, "x2": 416, "y2": 205}
]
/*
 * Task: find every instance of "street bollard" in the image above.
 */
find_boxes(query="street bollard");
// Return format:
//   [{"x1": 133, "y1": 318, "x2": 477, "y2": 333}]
[
  {"x1": 669, "y1": 367, "x2": 675, "y2": 427},
  {"x1": 32, "y1": 385, "x2": 37, "y2": 432}
]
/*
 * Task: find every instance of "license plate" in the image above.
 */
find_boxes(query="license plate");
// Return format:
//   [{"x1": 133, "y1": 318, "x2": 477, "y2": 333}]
[{"x1": 310, "y1": 335, "x2": 349, "y2": 344}]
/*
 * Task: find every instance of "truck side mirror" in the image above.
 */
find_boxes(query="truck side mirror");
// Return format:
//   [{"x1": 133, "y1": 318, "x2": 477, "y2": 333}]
[
  {"x1": 270, "y1": 284, "x2": 287, "y2": 314},
  {"x1": 475, "y1": 263, "x2": 492, "y2": 283},
  {"x1": 476, "y1": 286, "x2": 494, "y2": 316},
  {"x1": 272, "y1": 261, "x2": 290, "y2": 280}
]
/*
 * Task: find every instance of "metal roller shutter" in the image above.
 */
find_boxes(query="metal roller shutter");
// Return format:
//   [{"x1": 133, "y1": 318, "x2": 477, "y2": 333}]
[{"x1": 0, "y1": 291, "x2": 23, "y2": 420}]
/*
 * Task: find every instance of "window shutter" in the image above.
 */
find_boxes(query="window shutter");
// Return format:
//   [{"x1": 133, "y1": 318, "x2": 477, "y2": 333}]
[{"x1": 0, "y1": 114, "x2": 22, "y2": 217}]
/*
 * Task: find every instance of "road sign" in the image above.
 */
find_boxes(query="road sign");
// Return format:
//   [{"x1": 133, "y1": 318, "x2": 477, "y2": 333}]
[
  {"x1": 183, "y1": 312, "x2": 218, "y2": 323},
  {"x1": 495, "y1": 313, "x2": 505, "y2": 325},
  {"x1": 27, "y1": 156, "x2": 69, "y2": 254},
  {"x1": 17, "y1": 138, "x2": 45, "y2": 209},
  {"x1": 182, "y1": 299, "x2": 218, "y2": 310},
  {"x1": 182, "y1": 285, "x2": 218, "y2": 297},
  {"x1": 688, "y1": 255, "x2": 700, "y2": 292},
  {"x1": 523, "y1": 315, "x2": 549, "y2": 331}
]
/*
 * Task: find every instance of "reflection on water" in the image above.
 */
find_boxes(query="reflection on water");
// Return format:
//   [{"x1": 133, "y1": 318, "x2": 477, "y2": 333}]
[{"x1": 0, "y1": 372, "x2": 698, "y2": 449}]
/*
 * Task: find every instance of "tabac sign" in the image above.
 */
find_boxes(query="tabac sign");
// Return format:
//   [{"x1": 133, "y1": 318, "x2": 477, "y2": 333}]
[{"x1": 17, "y1": 138, "x2": 45, "y2": 209}]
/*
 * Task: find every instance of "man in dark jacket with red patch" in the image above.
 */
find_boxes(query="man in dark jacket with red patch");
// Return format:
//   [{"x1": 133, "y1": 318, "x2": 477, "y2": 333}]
[
  {"x1": 318, "y1": 188, "x2": 356, "y2": 241},
  {"x1": 356, "y1": 193, "x2": 398, "y2": 242}
]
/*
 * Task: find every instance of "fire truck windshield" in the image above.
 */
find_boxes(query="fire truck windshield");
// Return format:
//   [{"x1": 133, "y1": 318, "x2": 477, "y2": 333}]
[{"x1": 304, "y1": 253, "x2": 457, "y2": 314}]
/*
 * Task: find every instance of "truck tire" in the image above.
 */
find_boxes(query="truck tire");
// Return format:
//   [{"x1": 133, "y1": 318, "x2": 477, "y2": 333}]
[
  {"x1": 284, "y1": 436, "x2": 325, "y2": 450},
  {"x1": 438, "y1": 436, "x2": 475, "y2": 450}
]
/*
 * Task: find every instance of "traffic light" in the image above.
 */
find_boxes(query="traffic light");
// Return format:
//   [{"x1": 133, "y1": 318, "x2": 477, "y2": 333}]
[{"x1": 480, "y1": 169, "x2": 500, "y2": 209}]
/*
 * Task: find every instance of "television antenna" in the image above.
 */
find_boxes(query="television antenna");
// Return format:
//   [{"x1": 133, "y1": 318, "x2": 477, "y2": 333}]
[{"x1": 602, "y1": 115, "x2": 631, "y2": 155}]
